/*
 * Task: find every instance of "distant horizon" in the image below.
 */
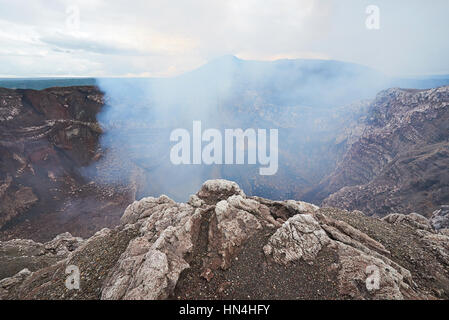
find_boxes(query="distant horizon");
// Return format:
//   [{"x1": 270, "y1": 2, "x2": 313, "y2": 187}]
[{"x1": 1, "y1": 56, "x2": 449, "y2": 80}]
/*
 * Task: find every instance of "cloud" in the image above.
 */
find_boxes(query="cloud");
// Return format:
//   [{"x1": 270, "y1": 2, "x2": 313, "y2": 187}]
[
  {"x1": 0, "y1": 0, "x2": 448, "y2": 77},
  {"x1": 39, "y1": 33, "x2": 143, "y2": 55}
]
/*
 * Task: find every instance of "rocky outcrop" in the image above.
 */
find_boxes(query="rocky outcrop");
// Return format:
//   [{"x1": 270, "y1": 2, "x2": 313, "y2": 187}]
[
  {"x1": 382, "y1": 212, "x2": 449, "y2": 283},
  {"x1": 0, "y1": 86, "x2": 134, "y2": 242},
  {"x1": 0, "y1": 232, "x2": 83, "y2": 280},
  {"x1": 381, "y1": 213, "x2": 433, "y2": 232},
  {"x1": 309, "y1": 86, "x2": 449, "y2": 216},
  {"x1": 1, "y1": 180, "x2": 448, "y2": 300},
  {"x1": 430, "y1": 205, "x2": 449, "y2": 231}
]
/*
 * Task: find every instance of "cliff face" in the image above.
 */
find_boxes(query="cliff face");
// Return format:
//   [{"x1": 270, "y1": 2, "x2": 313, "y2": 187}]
[
  {"x1": 308, "y1": 86, "x2": 449, "y2": 216},
  {"x1": 0, "y1": 87, "x2": 133, "y2": 241},
  {"x1": 1, "y1": 180, "x2": 448, "y2": 300}
]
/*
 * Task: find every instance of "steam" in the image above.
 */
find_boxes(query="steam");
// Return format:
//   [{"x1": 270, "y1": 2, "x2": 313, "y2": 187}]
[{"x1": 86, "y1": 56, "x2": 401, "y2": 201}]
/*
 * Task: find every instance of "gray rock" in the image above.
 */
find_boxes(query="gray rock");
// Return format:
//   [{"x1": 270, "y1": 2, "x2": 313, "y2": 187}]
[
  {"x1": 0, "y1": 232, "x2": 83, "y2": 280},
  {"x1": 430, "y1": 205, "x2": 449, "y2": 231},
  {"x1": 1, "y1": 180, "x2": 448, "y2": 300}
]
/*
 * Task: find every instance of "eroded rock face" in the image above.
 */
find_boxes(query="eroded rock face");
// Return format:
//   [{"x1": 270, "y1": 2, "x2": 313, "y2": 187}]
[
  {"x1": 0, "y1": 86, "x2": 134, "y2": 242},
  {"x1": 1, "y1": 180, "x2": 448, "y2": 300},
  {"x1": 101, "y1": 196, "x2": 200, "y2": 300},
  {"x1": 309, "y1": 86, "x2": 449, "y2": 216}
]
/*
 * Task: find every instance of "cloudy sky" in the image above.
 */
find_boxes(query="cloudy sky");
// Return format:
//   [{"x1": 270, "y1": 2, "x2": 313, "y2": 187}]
[{"x1": 0, "y1": 0, "x2": 448, "y2": 77}]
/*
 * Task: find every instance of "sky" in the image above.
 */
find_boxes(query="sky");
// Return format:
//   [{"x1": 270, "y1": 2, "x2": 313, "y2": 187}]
[{"x1": 0, "y1": 0, "x2": 448, "y2": 77}]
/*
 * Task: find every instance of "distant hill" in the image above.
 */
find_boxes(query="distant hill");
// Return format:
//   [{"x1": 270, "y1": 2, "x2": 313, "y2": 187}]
[{"x1": 1, "y1": 57, "x2": 448, "y2": 92}]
